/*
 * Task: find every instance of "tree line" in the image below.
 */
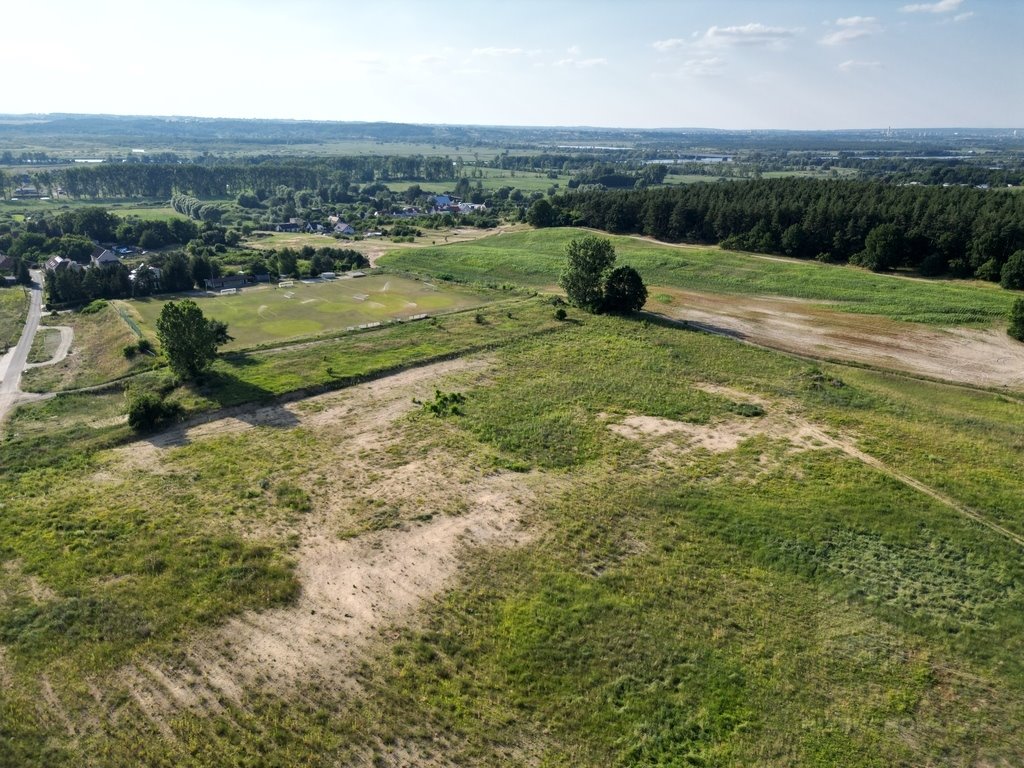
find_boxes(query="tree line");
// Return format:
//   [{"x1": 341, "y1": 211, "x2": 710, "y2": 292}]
[
  {"x1": 539, "y1": 178, "x2": 1024, "y2": 281},
  {"x1": 50, "y1": 156, "x2": 459, "y2": 199}
]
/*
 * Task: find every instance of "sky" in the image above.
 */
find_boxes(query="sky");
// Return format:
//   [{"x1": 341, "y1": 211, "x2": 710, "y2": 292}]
[{"x1": 2, "y1": 0, "x2": 1021, "y2": 129}]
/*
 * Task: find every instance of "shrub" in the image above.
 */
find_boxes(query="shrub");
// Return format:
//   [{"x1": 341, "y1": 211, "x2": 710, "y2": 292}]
[
  {"x1": 80, "y1": 299, "x2": 109, "y2": 315},
  {"x1": 122, "y1": 344, "x2": 138, "y2": 359},
  {"x1": 554, "y1": 308, "x2": 568, "y2": 321},
  {"x1": 1009, "y1": 298, "x2": 1024, "y2": 342},
  {"x1": 126, "y1": 390, "x2": 182, "y2": 432},
  {"x1": 1000, "y1": 250, "x2": 1024, "y2": 290},
  {"x1": 420, "y1": 390, "x2": 466, "y2": 417}
]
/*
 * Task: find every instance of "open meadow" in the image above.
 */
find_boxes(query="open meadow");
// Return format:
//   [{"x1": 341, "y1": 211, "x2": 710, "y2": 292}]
[
  {"x1": 2, "y1": 221, "x2": 1024, "y2": 766},
  {"x1": 118, "y1": 273, "x2": 498, "y2": 351},
  {"x1": 2, "y1": 302, "x2": 1024, "y2": 765}
]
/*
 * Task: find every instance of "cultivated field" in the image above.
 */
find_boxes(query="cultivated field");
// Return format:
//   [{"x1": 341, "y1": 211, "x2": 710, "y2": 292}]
[{"x1": 118, "y1": 273, "x2": 496, "y2": 351}]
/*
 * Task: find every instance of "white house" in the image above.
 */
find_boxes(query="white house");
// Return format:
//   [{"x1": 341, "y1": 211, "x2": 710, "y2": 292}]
[{"x1": 90, "y1": 247, "x2": 121, "y2": 267}]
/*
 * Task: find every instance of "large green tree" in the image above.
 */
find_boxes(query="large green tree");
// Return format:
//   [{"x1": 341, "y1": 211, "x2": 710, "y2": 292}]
[
  {"x1": 156, "y1": 299, "x2": 231, "y2": 379},
  {"x1": 602, "y1": 265, "x2": 648, "y2": 313},
  {"x1": 526, "y1": 198, "x2": 556, "y2": 228},
  {"x1": 560, "y1": 235, "x2": 617, "y2": 312},
  {"x1": 559, "y1": 235, "x2": 647, "y2": 314}
]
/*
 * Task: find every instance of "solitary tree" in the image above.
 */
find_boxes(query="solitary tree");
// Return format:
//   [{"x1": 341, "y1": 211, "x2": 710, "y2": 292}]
[
  {"x1": 156, "y1": 299, "x2": 232, "y2": 379},
  {"x1": 560, "y1": 235, "x2": 617, "y2": 312},
  {"x1": 559, "y1": 235, "x2": 647, "y2": 314},
  {"x1": 602, "y1": 265, "x2": 648, "y2": 313},
  {"x1": 1009, "y1": 298, "x2": 1024, "y2": 342}
]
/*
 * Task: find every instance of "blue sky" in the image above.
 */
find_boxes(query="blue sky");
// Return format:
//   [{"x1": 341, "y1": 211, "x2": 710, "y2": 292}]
[{"x1": 3, "y1": 0, "x2": 1020, "y2": 128}]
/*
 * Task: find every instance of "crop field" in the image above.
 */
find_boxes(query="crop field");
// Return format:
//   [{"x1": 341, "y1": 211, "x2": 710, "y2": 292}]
[
  {"x1": 117, "y1": 273, "x2": 498, "y2": 351},
  {"x1": 2, "y1": 305, "x2": 1024, "y2": 765},
  {"x1": 382, "y1": 227, "x2": 1017, "y2": 325}
]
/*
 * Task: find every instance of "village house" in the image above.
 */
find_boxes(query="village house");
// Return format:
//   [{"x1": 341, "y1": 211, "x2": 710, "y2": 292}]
[
  {"x1": 129, "y1": 265, "x2": 162, "y2": 283},
  {"x1": 333, "y1": 222, "x2": 356, "y2": 235},
  {"x1": 90, "y1": 247, "x2": 121, "y2": 268},
  {"x1": 44, "y1": 255, "x2": 83, "y2": 273}
]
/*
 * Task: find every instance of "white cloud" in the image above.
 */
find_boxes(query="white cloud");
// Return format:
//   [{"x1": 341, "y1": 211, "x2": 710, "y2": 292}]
[
  {"x1": 900, "y1": 0, "x2": 963, "y2": 13},
  {"x1": 567, "y1": 45, "x2": 581, "y2": 56},
  {"x1": 839, "y1": 59, "x2": 882, "y2": 71},
  {"x1": 653, "y1": 57, "x2": 725, "y2": 78},
  {"x1": 409, "y1": 51, "x2": 452, "y2": 67},
  {"x1": 820, "y1": 16, "x2": 881, "y2": 45},
  {"x1": 554, "y1": 56, "x2": 607, "y2": 69},
  {"x1": 652, "y1": 38, "x2": 687, "y2": 51},
  {"x1": 698, "y1": 22, "x2": 800, "y2": 49},
  {"x1": 704, "y1": 22, "x2": 798, "y2": 47},
  {"x1": 821, "y1": 28, "x2": 871, "y2": 44},
  {"x1": 471, "y1": 47, "x2": 524, "y2": 57},
  {"x1": 953, "y1": 11, "x2": 974, "y2": 21},
  {"x1": 837, "y1": 16, "x2": 878, "y2": 26}
]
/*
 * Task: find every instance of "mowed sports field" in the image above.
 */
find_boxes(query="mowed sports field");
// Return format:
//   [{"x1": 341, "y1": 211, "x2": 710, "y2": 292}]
[{"x1": 119, "y1": 274, "x2": 494, "y2": 350}]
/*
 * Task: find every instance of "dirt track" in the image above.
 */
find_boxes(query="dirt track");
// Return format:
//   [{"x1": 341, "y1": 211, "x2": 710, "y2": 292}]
[{"x1": 651, "y1": 288, "x2": 1024, "y2": 391}]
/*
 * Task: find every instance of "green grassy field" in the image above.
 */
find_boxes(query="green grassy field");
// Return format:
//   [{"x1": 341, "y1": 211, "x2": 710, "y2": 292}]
[
  {"x1": 118, "y1": 274, "x2": 497, "y2": 351},
  {"x1": 21, "y1": 304, "x2": 155, "y2": 393},
  {"x1": 0, "y1": 285, "x2": 29, "y2": 351},
  {"x1": 2, "y1": 309, "x2": 1024, "y2": 765},
  {"x1": 25, "y1": 328, "x2": 61, "y2": 364},
  {"x1": 382, "y1": 227, "x2": 1017, "y2": 325},
  {"x1": 111, "y1": 205, "x2": 188, "y2": 222}
]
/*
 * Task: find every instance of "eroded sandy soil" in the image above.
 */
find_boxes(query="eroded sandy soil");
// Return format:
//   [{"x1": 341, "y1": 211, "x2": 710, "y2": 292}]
[
  {"x1": 651, "y1": 288, "x2": 1024, "y2": 391},
  {"x1": 92, "y1": 357, "x2": 546, "y2": 733}
]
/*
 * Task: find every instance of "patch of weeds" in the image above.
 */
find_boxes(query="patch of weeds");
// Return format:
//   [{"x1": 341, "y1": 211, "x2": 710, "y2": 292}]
[
  {"x1": 418, "y1": 390, "x2": 467, "y2": 418},
  {"x1": 275, "y1": 482, "x2": 313, "y2": 513},
  {"x1": 728, "y1": 402, "x2": 765, "y2": 418},
  {"x1": 80, "y1": 299, "x2": 109, "y2": 315}
]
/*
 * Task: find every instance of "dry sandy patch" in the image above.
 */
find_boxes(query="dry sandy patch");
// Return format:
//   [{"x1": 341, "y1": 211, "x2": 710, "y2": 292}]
[{"x1": 650, "y1": 288, "x2": 1024, "y2": 391}]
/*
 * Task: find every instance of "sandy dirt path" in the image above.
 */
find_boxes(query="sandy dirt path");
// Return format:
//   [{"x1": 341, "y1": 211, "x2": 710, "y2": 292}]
[{"x1": 25, "y1": 325, "x2": 73, "y2": 368}]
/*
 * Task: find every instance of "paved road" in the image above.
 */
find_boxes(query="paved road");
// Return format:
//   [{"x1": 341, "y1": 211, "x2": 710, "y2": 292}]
[{"x1": 0, "y1": 271, "x2": 44, "y2": 424}]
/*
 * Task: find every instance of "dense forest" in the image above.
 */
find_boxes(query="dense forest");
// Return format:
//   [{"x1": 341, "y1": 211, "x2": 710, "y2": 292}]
[{"x1": 542, "y1": 178, "x2": 1024, "y2": 281}]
